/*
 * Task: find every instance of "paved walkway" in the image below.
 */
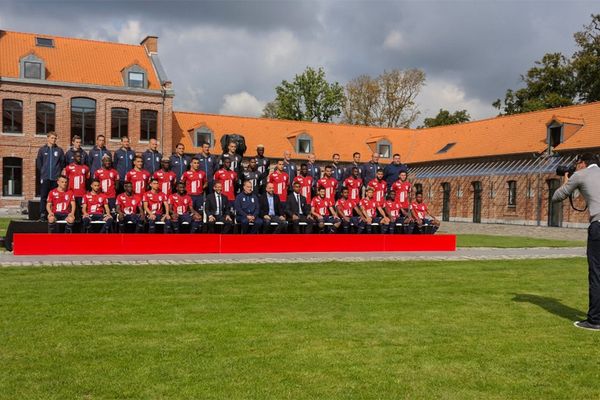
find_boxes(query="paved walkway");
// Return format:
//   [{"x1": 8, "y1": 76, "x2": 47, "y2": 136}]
[
  {"x1": 0, "y1": 247, "x2": 585, "y2": 267},
  {"x1": 438, "y1": 221, "x2": 587, "y2": 241}
]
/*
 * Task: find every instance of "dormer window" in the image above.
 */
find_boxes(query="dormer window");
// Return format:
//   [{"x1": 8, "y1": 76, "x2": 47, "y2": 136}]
[
  {"x1": 128, "y1": 72, "x2": 145, "y2": 88},
  {"x1": 297, "y1": 134, "x2": 312, "y2": 154},
  {"x1": 194, "y1": 126, "x2": 214, "y2": 147},
  {"x1": 122, "y1": 64, "x2": 148, "y2": 89},
  {"x1": 19, "y1": 54, "x2": 46, "y2": 80},
  {"x1": 548, "y1": 123, "x2": 562, "y2": 148},
  {"x1": 35, "y1": 37, "x2": 54, "y2": 48},
  {"x1": 377, "y1": 139, "x2": 392, "y2": 158},
  {"x1": 436, "y1": 142, "x2": 456, "y2": 154}
]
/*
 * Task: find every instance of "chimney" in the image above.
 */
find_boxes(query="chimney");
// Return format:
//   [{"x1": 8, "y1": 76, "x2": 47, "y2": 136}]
[{"x1": 140, "y1": 35, "x2": 158, "y2": 53}]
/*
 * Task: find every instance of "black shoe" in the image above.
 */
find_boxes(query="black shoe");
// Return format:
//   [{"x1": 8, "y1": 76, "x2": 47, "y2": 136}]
[{"x1": 574, "y1": 320, "x2": 600, "y2": 331}]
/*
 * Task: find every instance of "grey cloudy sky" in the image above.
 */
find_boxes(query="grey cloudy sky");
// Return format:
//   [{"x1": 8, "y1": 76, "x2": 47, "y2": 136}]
[{"x1": 1, "y1": 0, "x2": 597, "y2": 124}]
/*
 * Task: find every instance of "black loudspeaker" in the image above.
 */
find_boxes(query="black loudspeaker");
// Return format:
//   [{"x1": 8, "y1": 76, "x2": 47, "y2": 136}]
[{"x1": 28, "y1": 200, "x2": 41, "y2": 220}]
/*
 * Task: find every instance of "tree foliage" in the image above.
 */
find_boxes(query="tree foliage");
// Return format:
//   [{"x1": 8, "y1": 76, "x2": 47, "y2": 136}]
[
  {"x1": 342, "y1": 69, "x2": 425, "y2": 128},
  {"x1": 262, "y1": 67, "x2": 345, "y2": 123},
  {"x1": 421, "y1": 109, "x2": 471, "y2": 128},
  {"x1": 573, "y1": 14, "x2": 600, "y2": 103}
]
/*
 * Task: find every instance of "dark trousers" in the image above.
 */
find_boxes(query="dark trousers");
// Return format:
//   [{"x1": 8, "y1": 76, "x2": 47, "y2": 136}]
[
  {"x1": 39, "y1": 179, "x2": 58, "y2": 219},
  {"x1": 587, "y1": 221, "x2": 600, "y2": 324},
  {"x1": 207, "y1": 215, "x2": 232, "y2": 234},
  {"x1": 263, "y1": 216, "x2": 288, "y2": 234},
  {"x1": 236, "y1": 215, "x2": 263, "y2": 234},
  {"x1": 290, "y1": 215, "x2": 314, "y2": 234}
]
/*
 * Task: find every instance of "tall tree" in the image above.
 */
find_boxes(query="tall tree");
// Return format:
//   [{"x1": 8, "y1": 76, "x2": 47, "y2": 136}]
[
  {"x1": 573, "y1": 14, "x2": 600, "y2": 103},
  {"x1": 342, "y1": 69, "x2": 425, "y2": 128},
  {"x1": 262, "y1": 67, "x2": 345, "y2": 123},
  {"x1": 421, "y1": 109, "x2": 471, "y2": 128}
]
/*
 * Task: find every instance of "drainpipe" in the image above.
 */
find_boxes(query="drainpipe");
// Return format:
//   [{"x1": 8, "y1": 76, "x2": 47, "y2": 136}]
[{"x1": 160, "y1": 88, "x2": 166, "y2": 155}]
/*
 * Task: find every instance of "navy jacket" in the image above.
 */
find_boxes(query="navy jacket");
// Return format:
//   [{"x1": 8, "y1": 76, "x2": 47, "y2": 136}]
[
  {"x1": 343, "y1": 162, "x2": 363, "y2": 180},
  {"x1": 307, "y1": 163, "x2": 321, "y2": 188},
  {"x1": 170, "y1": 154, "x2": 191, "y2": 181},
  {"x1": 196, "y1": 153, "x2": 219, "y2": 184},
  {"x1": 362, "y1": 161, "x2": 380, "y2": 185},
  {"x1": 65, "y1": 147, "x2": 89, "y2": 166},
  {"x1": 256, "y1": 156, "x2": 271, "y2": 187},
  {"x1": 332, "y1": 163, "x2": 345, "y2": 183},
  {"x1": 383, "y1": 163, "x2": 409, "y2": 188},
  {"x1": 234, "y1": 192, "x2": 259, "y2": 217},
  {"x1": 142, "y1": 149, "x2": 162, "y2": 175},
  {"x1": 88, "y1": 146, "x2": 112, "y2": 177},
  {"x1": 113, "y1": 147, "x2": 136, "y2": 180},
  {"x1": 36, "y1": 144, "x2": 65, "y2": 181},
  {"x1": 283, "y1": 161, "x2": 297, "y2": 184}
]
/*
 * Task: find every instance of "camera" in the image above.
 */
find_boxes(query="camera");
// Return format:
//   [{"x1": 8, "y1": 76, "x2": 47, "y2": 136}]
[{"x1": 556, "y1": 164, "x2": 576, "y2": 177}]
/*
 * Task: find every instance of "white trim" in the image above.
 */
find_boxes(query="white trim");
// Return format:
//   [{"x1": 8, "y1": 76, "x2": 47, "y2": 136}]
[
  {"x1": 0, "y1": 132, "x2": 25, "y2": 136},
  {"x1": 0, "y1": 196, "x2": 25, "y2": 200}
]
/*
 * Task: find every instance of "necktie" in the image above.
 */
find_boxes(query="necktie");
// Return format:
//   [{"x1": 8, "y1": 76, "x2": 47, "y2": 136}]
[
  {"x1": 296, "y1": 194, "x2": 302, "y2": 215},
  {"x1": 216, "y1": 194, "x2": 221, "y2": 215}
]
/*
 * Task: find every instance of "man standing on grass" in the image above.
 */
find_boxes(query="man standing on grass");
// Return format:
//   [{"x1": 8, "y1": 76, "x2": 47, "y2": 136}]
[
  {"x1": 552, "y1": 153, "x2": 600, "y2": 331},
  {"x1": 36, "y1": 132, "x2": 65, "y2": 221}
]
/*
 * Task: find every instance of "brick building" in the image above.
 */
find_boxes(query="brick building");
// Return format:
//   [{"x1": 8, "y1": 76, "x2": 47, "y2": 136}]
[{"x1": 2, "y1": 29, "x2": 599, "y2": 227}]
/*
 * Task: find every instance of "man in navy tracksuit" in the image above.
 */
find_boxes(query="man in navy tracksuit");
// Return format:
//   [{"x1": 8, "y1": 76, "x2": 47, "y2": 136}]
[
  {"x1": 170, "y1": 142, "x2": 191, "y2": 181},
  {"x1": 64, "y1": 135, "x2": 89, "y2": 166},
  {"x1": 362, "y1": 152, "x2": 380, "y2": 186},
  {"x1": 113, "y1": 136, "x2": 136, "y2": 193},
  {"x1": 234, "y1": 181, "x2": 263, "y2": 234},
  {"x1": 195, "y1": 142, "x2": 219, "y2": 193},
  {"x1": 142, "y1": 138, "x2": 162, "y2": 175},
  {"x1": 383, "y1": 153, "x2": 409, "y2": 189},
  {"x1": 88, "y1": 134, "x2": 111, "y2": 178},
  {"x1": 36, "y1": 132, "x2": 65, "y2": 221}
]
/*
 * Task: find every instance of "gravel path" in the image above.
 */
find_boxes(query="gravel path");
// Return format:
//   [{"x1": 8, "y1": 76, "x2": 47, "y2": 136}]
[{"x1": 438, "y1": 221, "x2": 587, "y2": 241}]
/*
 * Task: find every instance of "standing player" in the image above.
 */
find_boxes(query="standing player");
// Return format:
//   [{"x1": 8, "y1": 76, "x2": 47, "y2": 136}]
[
  {"x1": 36, "y1": 132, "x2": 65, "y2": 221},
  {"x1": 62, "y1": 150, "x2": 90, "y2": 218},
  {"x1": 196, "y1": 142, "x2": 219, "y2": 192},
  {"x1": 255, "y1": 145, "x2": 270, "y2": 193},
  {"x1": 242, "y1": 158, "x2": 261, "y2": 194},
  {"x1": 116, "y1": 181, "x2": 144, "y2": 233},
  {"x1": 205, "y1": 182, "x2": 233, "y2": 234},
  {"x1": 94, "y1": 155, "x2": 119, "y2": 212},
  {"x1": 368, "y1": 169, "x2": 387, "y2": 206},
  {"x1": 269, "y1": 160, "x2": 290, "y2": 202},
  {"x1": 336, "y1": 187, "x2": 361, "y2": 234},
  {"x1": 170, "y1": 143, "x2": 190, "y2": 181},
  {"x1": 153, "y1": 158, "x2": 177, "y2": 195},
  {"x1": 307, "y1": 154, "x2": 321, "y2": 191},
  {"x1": 317, "y1": 165, "x2": 338, "y2": 203},
  {"x1": 82, "y1": 179, "x2": 113, "y2": 233},
  {"x1": 221, "y1": 141, "x2": 243, "y2": 178},
  {"x1": 384, "y1": 153, "x2": 408, "y2": 189},
  {"x1": 311, "y1": 187, "x2": 341, "y2": 233},
  {"x1": 169, "y1": 181, "x2": 202, "y2": 234},
  {"x1": 125, "y1": 155, "x2": 151, "y2": 196},
  {"x1": 283, "y1": 150, "x2": 297, "y2": 185},
  {"x1": 46, "y1": 175, "x2": 75, "y2": 234},
  {"x1": 343, "y1": 152, "x2": 363, "y2": 180},
  {"x1": 331, "y1": 153, "x2": 345, "y2": 196},
  {"x1": 293, "y1": 164, "x2": 314, "y2": 203},
  {"x1": 359, "y1": 187, "x2": 390, "y2": 234},
  {"x1": 362, "y1": 152, "x2": 380, "y2": 186},
  {"x1": 143, "y1": 178, "x2": 171, "y2": 233},
  {"x1": 65, "y1": 135, "x2": 89, "y2": 166},
  {"x1": 343, "y1": 167, "x2": 363, "y2": 203},
  {"x1": 181, "y1": 157, "x2": 207, "y2": 212},
  {"x1": 285, "y1": 182, "x2": 314, "y2": 233},
  {"x1": 214, "y1": 158, "x2": 238, "y2": 202},
  {"x1": 88, "y1": 135, "x2": 111, "y2": 178},
  {"x1": 392, "y1": 171, "x2": 412, "y2": 221},
  {"x1": 142, "y1": 138, "x2": 162, "y2": 175},
  {"x1": 113, "y1": 136, "x2": 135, "y2": 193},
  {"x1": 234, "y1": 181, "x2": 263, "y2": 234},
  {"x1": 411, "y1": 192, "x2": 440, "y2": 234}
]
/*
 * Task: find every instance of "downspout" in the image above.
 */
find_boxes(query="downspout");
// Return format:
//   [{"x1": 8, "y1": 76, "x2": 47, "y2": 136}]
[{"x1": 160, "y1": 88, "x2": 166, "y2": 155}]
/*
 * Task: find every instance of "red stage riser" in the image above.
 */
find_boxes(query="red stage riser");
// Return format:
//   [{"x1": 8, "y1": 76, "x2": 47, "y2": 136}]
[{"x1": 12, "y1": 234, "x2": 456, "y2": 255}]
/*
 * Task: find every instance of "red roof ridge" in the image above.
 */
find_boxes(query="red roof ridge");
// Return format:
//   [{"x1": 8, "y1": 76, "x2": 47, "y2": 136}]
[{"x1": 1, "y1": 29, "x2": 146, "y2": 49}]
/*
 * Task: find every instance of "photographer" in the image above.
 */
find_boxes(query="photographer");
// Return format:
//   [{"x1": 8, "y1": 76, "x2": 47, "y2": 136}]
[{"x1": 552, "y1": 153, "x2": 600, "y2": 331}]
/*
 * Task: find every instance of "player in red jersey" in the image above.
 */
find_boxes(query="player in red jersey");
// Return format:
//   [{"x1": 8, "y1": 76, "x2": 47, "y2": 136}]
[
  {"x1": 94, "y1": 154, "x2": 119, "y2": 211},
  {"x1": 47, "y1": 175, "x2": 76, "y2": 233},
  {"x1": 62, "y1": 150, "x2": 90, "y2": 218},
  {"x1": 153, "y1": 158, "x2": 177, "y2": 195},
  {"x1": 125, "y1": 155, "x2": 151, "y2": 196},
  {"x1": 181, "y1": 157, "x2": 207, "y2": 212},
  {"x1": 411, "y1": 192, "x2": 440, "y2": 234},
  {"x1": 343, "y1": 166, "x2": 363, "y2": 202},
  {"x1": 82, "y1": 179, "x2": 113, "y2": 233},
  {"x1": 335, "y1": 187, "x2": 361, "y2": 233},
  {"x1": 269, "y1": 159, "x2": 290, "y2": 202},
  {"x1": 293, "y1": 163, "x2": 314, "y2": 202},
  {"x1": 143, "y1": 178, "x2": 172, "y2": 233},
  {"x1": 384, "y1": 190, "x2": 407, "y2": 234},
  {"x1": 116, "y1": 181, "x2": 144, "y2": 233},
  {"x1": 367, "y1": 168, "x2": 387, "y2": 206},
  {"x1": 317, "y1": 165, "x2": 338, "y2": 202},
  {"x1": 358, "y1": 187, "x2": 390, "y2": 233},
  {"x1": 391, "y1": 171, "x2": 412, "y2": 210},
  {"x1": 214, "y1": 157, "x2": 238, "y2": 202},
  {"x1": 311, "y1": 187, "x2": 341, "y2": 233},
  {"x1": 169, "y1": 181, "x2": 202, "y2": 233}
]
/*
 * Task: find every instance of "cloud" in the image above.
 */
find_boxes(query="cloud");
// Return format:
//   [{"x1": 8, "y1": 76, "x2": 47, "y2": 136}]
[
  {"x1": 219, "y1": 92, "x2": 266, "y2": 117},
  {"x1": 116, "y1": 20, "x2": 142, "y2": 44},
  {"x1": 383, "y1": 30, "x2": 408, "y2": 51}
]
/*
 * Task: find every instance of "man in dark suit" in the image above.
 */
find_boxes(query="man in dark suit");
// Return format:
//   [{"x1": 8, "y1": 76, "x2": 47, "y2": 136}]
[
  {"x1": 204, "y1": 182, "x2": 233, "y2": 234},
  {"x1": 285, "y1": 181, "x2": 314, "y2": 234},
  {"x1": 259, "y1": 182, "x2": 288, "y2": 234}
]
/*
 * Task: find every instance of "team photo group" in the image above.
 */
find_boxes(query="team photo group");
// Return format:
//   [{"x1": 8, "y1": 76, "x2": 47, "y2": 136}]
[{"x1": 38, "y1": 131, "x2": 441, "y2": 235}]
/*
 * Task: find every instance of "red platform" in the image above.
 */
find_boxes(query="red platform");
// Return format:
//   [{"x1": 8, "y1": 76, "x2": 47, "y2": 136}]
[{"x1": 12, "y1": 233, "x2": 456, "y2": 255}]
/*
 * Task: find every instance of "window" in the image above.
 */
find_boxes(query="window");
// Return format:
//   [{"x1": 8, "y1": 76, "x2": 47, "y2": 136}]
[
  {"x1": 71, "y1": 97, "x2": 96, "y2": 146},
  {"x1": 297, "y1": 134, "x2": 312, "y2": 154},
  {"x1": 35, "y1": 37, "x2": 54, "y2": 47},
  {"x1": 36, "y1": 102, "x2": 55, "y2": 135},
  {"x1": 548, "y1": 126, "x2": 562, "y2": 148},
  {"x1": 24, "y1": 61, "x2": 42, "y2": 79},
  {"x1": 140, "y1": 110, "x2": 157, "y2": 141},
  {"x1": 128, "y1": 72, "x2": 145, "y2": 88},
  {"x1": 489, "y1": 182, "x2": 496, "y2": 199},
  {"x1": 377, "y1": 140, "x2": 392, "y2": 158},
  {"x1": 436, "y1": 142, "x2": 456, "y2": 154},
  {"x1": 2, "y1": 157, "x2": 23, "y2": 196},
  {"x1": 2, "y1": 99, "x2": 23, "y2": 133},
  {"x1": 508, "y1": 180, "x2": 517, "y2": 206},
  {"x1": 111, "y1": 108, "x2": 129, "y2": 139},
  {"x1": 194, "y1": 127, "x2": 213, "y2": 147}
]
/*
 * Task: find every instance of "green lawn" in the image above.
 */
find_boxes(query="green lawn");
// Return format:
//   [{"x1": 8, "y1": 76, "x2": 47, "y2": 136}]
[
  {"x1": 0, "y1": 258, "x2": 598, "y2": 399},
  {"x1": 456, "y1": 233, "x2": 584, "y2": 248}
]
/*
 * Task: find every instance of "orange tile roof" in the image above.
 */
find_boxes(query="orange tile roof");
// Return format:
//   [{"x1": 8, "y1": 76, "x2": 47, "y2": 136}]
[
  {"x1": 173, "y1": 101, "x2": 600, "y2": 164},
  {"x1": 0, "y1": 30, "x2": 160, "y2": 90}
]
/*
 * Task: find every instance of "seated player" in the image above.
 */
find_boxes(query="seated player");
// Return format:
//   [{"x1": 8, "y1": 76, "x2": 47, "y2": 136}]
[
  {"x1": 293, "y1": 163, "x2": 314, "y2": 203},
  {"x1": 205, "y1": 182, "x2": 233, "y2": 234},
  {"x1": 311, "y1": 187, "x2": 341, "y2": 233},
  {"x1": 82, "y1": 179, "x2": 113, "y2": 233},
  {"x1": 336, "y1": 187, "x2": 361, "y2": 234},
  {"x1": 411, "y1": 192, "x2": 440, "y2": 234},
  {"x1": 234, "y1": 181, "x2": 263, "y2": 234},
  {"x1": 169, "y1": 181, "x2": 202, "y2": 234},
  {"x1": 116, "y1": 181, "x2": 144, "y2": 233},
  {"x1": 259, "y1": 182, "x2": 288, "y2": 234},
  {"x1": 214, "y1": 157, "x2": 238, "y2": 202},
  {"x1": 358, "y1": 187, "x2": 390, "y2": 234},
  {"x1": 154, "y1": 158, "x2": 177, "y2": 195},
  {"x1": 181, "y1": 157, "x2": 207, "y2": 213},
  {"x1": 343, "y1": 167, "x2": 363, "y2": 203},
  {"x1": 384, "y1": 190, "x2": 405, "y2": 234},
  {"x1": 62, "y1": 150, "x2": 89, "y2": 219},
  {"x1": 47, "y1": 175, "x2": 76, "y2": 233},
  {"x1": 94, "y1": 154, "x2": 119, "y2": 212},
  {"x1": 285, "y1": 181, "x2": 314, "y2": 234},
  {"x1": 126, "y1": 155, "x2": 151, "y2": 196},
  {"x1": 143, "y1": 178, "x2": 172, "y2": 233}
]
